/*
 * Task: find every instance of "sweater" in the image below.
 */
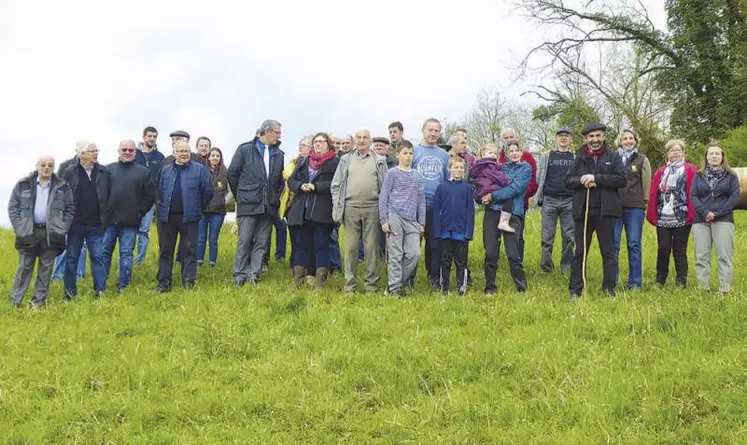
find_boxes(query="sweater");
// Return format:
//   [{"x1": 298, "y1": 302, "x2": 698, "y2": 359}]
[
  {"x1": 379, "y1": 167, "x2": 427, "y2": 226},
  {"x1": 432, "y1": 179, "x2": 475, "y2": 241}
]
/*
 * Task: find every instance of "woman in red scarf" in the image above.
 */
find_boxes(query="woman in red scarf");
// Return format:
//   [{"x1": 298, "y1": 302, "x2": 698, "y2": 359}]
[{"x1": 286, "y1": 132, "x2": 340, "y2": 288}]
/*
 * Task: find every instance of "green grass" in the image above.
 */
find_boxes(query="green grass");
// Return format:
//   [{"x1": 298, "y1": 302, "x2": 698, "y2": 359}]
[{"x1": 1, "y1": 211, "x2": 746, "y2": 443}]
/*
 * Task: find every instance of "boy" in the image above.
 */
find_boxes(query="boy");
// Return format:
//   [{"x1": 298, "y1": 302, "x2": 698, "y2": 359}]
[
  {"x1": 379, "y1": 141, "x2": 426, "y2": 297},
  {"x1": 470, "y1": 143, "x2": 514, "y2": 232},
  {"x1": 433, "y1": 156, "x2": 475, "y2": 296}
]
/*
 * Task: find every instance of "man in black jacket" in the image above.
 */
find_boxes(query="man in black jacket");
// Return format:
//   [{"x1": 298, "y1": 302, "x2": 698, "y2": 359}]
[
  {"x1": 566, "y1": 123, "x2": 626, "y2": 300},
  {"x1": 102, "y1": 139, "x2": 154, "y2": 292},
  {"x1": 8, "y1": 155, "x2": 75, "y2": 307},
  {"x1": 227, "y1": 119, "x2": 285, "y2": 286},
  {"x1": 61, "y1": 140, "x2": 112, "y2": 299}
]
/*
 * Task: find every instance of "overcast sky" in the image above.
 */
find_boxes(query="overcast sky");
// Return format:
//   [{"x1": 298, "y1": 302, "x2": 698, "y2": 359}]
[{"x1": 0, "y1": 0, "x2": 666, "y2": 227}]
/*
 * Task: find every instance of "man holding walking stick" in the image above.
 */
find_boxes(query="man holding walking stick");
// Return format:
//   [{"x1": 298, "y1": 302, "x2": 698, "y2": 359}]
[{"x1": 566, "y1": 123, "x2": 626, "y2": 301}]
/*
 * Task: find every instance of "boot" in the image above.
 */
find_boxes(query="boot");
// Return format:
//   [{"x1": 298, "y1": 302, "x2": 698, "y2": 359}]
[
  {"x1": 293, "y1": 266, "x2": 307, "y2": 287},
  {"x1": 497, "y1": 211, "x2": 515, "y2": 233},
  {"x1": 315, "y1": 267, "x2": 330, "y2": 289}
]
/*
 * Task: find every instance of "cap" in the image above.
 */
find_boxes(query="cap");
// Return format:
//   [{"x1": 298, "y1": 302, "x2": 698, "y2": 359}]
[
  {"x1": 581, "y1": 123, "x2": 606, "y2": 136},
  {"x1": 556, "y1": 126, "x2": 572, "y2": 135},
  {"x1": 169, "y1": 130, "x2": 190, "y2": 139},
  {"x1": 372, "y1": 137, "x2": 389, "y2": 144}
]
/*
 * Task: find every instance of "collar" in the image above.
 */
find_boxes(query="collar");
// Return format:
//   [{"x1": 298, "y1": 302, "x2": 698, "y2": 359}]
[
  {"x1": 256, "y1": 140, "x2": 267, "y2": 151},
  {"x1": 36, "y1": 176, "x2": 52, "y2": 187}
]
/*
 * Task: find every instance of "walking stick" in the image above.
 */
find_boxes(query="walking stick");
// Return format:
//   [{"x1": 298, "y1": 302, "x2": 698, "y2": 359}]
[{"x1": 581, "y1": 186, "x2": 590, "y2": 298}]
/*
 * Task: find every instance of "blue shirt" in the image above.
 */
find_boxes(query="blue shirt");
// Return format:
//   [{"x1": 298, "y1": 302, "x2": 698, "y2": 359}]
[
  {"x1": 412, "y1": 144, "x2": 450, "y2": 205},
  {"x1": 34, "y1": 178, "x2": 51, "y2": 224}
]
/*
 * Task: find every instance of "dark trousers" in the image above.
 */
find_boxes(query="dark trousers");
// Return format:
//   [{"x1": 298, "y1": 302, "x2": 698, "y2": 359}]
[
  {"x1": 10, "y1": 226, "x2": 58, "y2": 306},
  {"x1": 424, "y1": 205, "x2": 441, "y2": 284},
  {"x1": 329, "y1": 226, "x2": 342, "y2": 270},
  {"x1": 569, "y1": 212, "x2": 616, "y2": 295},
  {"x1": 440, "y1": 239, "x2": 468, "y2": 293},
  {"x1": 157, "y1": 213, "x2": 198, "y2": 288},
  {"x1": 263, "y1": 214, "x2": 287, "y2": 265},
  {"x1": 293, "y1": 222, "x2": 333, "y2": 269},
  {"x1": 656, "y1": 225, "x2": 691, "y2": 286},
  {"x1": 483, "y1": 209, "x2": 527, "y2": 292}
]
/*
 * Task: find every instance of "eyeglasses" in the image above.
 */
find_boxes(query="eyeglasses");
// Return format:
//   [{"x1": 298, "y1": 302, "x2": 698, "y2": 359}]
[
  {"x1": 120, "y1": 148, "x2": 136, "y2": 153},
  {"x1": 85, "y1": 149, "x2": 100, "y2": 153},
  {"x1": 313, "y1": 140, "x2": 328, "y2": 144}
]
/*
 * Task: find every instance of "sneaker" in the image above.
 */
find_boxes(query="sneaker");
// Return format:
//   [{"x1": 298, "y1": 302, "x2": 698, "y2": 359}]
[
  {"x1": 569, "y1": 292, "x2": 581, "y2": 303},
  {"x1": 208, "y1": 262, "x2": 216, "y2": 268},
  {"x1": 154, "y1": 286, "x2": 170, "y2": 294},
  {"x1": 234, "y1": 278, "x2": 245, "y2": 288},
  {"x1": 197, "y1": 261, "x2": 204, "y2": 267},
  {"x1": 457, "y1": 289, "x2": 466, "y2": 297},
  {"x1": 183, "y1": 280, "x2": 196, "y2": 289},
  {"x1": 93, "y1": 291, "x2": 103, "y2": 299}
]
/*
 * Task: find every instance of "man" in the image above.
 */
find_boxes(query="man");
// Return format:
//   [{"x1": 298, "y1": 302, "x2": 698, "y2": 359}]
[
  {"x1": 60, "y1": 140, "x2": 112, "y2": 299},
  {"x1": 339, "y1": 134, "x2": 354, "y2": 156},
  {"x1": 412, "y1": 118, "x2": 451, "y2": 289},
  {"x1": 160, "y1": 130, "x2": 207, "y2": 169},
  {"x1": 567, "y1": 123, "x2": 626, "y2": 300},
  {"x1": 448, "y1": 132, "x2": 475, "y2": 169},
  {"x1": 330, "y1": 134, "x2": 342, "y2": 153},
  {"x1": 498, "y1": 127, "x2": 538, "y2": 262},
  {"x1": 103, "y1": 140, "x2": 154, "y2": 292},
  {"x1": 387, "y1": 121, "x2": 404, "y2": 155},
  {"x1": 52, "y1": 147, "x2": 87, "y2": 281},
  {"x1": 227, "y1": 119, "x2": 285, "y2": 286},
  {"x1": 373, "y1": 136, "x2": 397, "y2": 169},
  {"x1": 134, "y1": 126, "x2": 165, "y2": 264},
  {"x1": 8, "y1": 155, "x2": 75, "y2": 307},
  {"x1": 331, "y1": 128, "x2": 389, "y2": 295},
  {"x1": 196, "y1": 136, "x2": 212, "y2": 162},
  {"x1": 155, "y1": 141, "x2": 213, "y2": 292},
  {"x1": 537, "y1": 127, "x2": 576, "y2": 274}
]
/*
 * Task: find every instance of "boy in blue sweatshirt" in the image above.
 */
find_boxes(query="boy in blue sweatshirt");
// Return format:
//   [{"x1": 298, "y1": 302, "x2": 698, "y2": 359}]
[{"x1": 432, "y1": 156, "x2": 475, "y2": 296}]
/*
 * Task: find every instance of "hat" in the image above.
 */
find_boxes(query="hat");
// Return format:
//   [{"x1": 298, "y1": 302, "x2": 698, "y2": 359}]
[
  {"x1": 169, "y1": 130, "x2": 190, "y2": 139},
  {"x1": 556, "y1": 126, "x2": 572, "y2": 135},
  {"x1": 581, "y1": 123, "x2": 606, "y2": 136},
  {"x1": 438, "y1": 144, "x2": 452, "y2": 151},
  {"x1": 372, "y1": 137, "x2": 389, "y2": 144}
]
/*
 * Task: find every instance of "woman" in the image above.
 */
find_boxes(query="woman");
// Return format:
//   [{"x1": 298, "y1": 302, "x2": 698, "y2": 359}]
[
  {"x1": 197, "y1": 147, "x2": 228, "y2": 267},
  {"x1": 690, "y1": 142, "x2": 740, "y2": 294},
  {"x1": 613, "y1": 129, "x2": 651, "y2": 290},
  {"x1": 647, "y1": 139, "x2": 698, "y2": 287},
  {"x1": 282, "y1": 137, "x2": 313, "y2": 268},
  {"x1": 286, "y1": 132, "x2": 339, "y2": 289},
  {"x1": 480, "y1": 140, "x2": 532, "y2": 294}
]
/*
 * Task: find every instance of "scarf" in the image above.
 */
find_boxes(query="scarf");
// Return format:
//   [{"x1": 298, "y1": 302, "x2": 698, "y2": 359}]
[
  {"x1": 706, "y1": 166, "x2": 726, "y2": 189},
  {"x1": 584, "y1": 144, "x2": 605, "y2": 158},
  {"x1": 309, "y1": 149, "x2": 336, "y2": 170},
  {"x1": 619, "y1": 147, "x2": 637, "y2": 166},
  {"x1": 659, "y1": 160, "x2": 684, "y2": 192}
]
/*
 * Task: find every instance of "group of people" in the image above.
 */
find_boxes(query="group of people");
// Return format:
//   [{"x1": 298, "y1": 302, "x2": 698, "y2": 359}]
[{"x1": 7, "y1": 117, "x2": 741, "y2": 308}]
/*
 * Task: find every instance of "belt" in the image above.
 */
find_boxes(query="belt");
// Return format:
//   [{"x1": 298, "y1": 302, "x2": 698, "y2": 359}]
[{"x1": 34, "y1": 223, "x2": 46, "y2": 229}]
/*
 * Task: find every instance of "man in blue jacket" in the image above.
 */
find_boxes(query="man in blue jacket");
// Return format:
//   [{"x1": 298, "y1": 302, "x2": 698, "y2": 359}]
[
  {"x1": 227, "y1": 119, "x2": 285, "y2": 286},
  {"x1": 134, "y1": 126, "x2": 164, "y2": 264},
  {"x1": 155, "y1": 141, "x2": 213, "y2": 293}
]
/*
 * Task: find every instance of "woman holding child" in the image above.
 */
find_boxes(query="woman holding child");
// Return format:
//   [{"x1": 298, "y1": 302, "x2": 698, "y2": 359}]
[{"x1": 476, "y1": 141, "x2": 532, "y2": 294}]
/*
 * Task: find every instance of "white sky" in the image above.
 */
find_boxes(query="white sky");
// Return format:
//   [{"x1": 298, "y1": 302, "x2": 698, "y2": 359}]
[{"x1": 0, "y1": 0, "x2": 666, "y2": 227}]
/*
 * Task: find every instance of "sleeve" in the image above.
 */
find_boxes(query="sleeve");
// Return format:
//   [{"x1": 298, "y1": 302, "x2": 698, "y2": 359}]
[
  {"x1": 379, "y1": 170, "x2": 392, "y2": 224},
  {"x1": 7, "y1": 183, "x2": 22, "y2": 231},
  {"x1": 314, "y1": 160, "x2": 336, "y2": 195},
  {"x1": 226, "y1": 145, "x2": 245, "y2": 196},
  {"x1": 491, "y1": 164, "x2": 531, "y2": 202},
  {"x1": 200, "y1": 167, "x2": 214, "y2": 210},
  {"x1": 689, "y1": 175, "x2": 708, "y2": 219},
  {"x1": 432, "y1": 185, "x2": 443, "y2": 239},
  {"x1": 642, "y1": 156, "x2": 652, "y2": 204},
  {"x1": 594, "y1": 155, "x2": 626, "y2": 188},
  {"x1": 417, "y1": 179, "x2": 426, "y2": 227},
  {"x1": 524, "y1": 153, "x2": 538, "y2": 198},
  {"x1": 565, "y1": 157, "x2": 584, "y2": 190},
  {"x1": 62, "y1": 184, "x2": 76, "y2": 231},
  {"x1": 288, "y1": 159, "x2": 306, "y2": 193},
  {"x1": 140, "y1": 171, "x2": 155, "y2": 214},
  {"x1": 466, "y1": 185, "x2": 475, "y2": 240},
  {"x1": 715, "y1": 174, "x2": 741, "y2": 218}
]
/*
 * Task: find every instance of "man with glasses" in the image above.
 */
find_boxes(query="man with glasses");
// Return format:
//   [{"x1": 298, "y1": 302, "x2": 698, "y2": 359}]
[
  {"x1": 227, "y1": 119, "x2": 285, "y2": 286},
  {"x1": 60, "y1": 140, "x2": 112, "y2": 299},
  {"x1": 102, "y1": 139, "x2": 154, "y2": 292},
  {"x1": 536, "y1": 127, "x2": 576, "y2": 274}
]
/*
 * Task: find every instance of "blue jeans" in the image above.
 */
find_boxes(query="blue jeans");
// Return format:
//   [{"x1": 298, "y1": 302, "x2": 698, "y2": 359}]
[
  {"x1": 102, "y1": 225, "x2": 138, "y2": 290},
  {"x1": 329, "y1": 226, "x2": 342, "y2": 270},
  {"x1": 53, "y1": 245, "x2": 87, "y2": 281},
  {"x1": 64, "y1": 223, "x2": 107, "y2": 296},
  {"x1": 197, "y1": 213, "x2": 225, "y2": 264},
  {"x1": 135, "y1": 205, "x2": 155, "y2": 264},
  {"x1": 613, "y1": 207, "x2": 645, "y2": 288}
]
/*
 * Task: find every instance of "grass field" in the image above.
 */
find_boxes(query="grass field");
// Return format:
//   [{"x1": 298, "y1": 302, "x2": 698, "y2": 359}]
[{"x1": 1, "y1": 210, "x2": 746, "y2": 443}]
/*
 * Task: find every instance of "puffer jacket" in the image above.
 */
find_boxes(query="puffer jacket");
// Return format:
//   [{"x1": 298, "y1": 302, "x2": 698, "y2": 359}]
[
  {"x1": 8, "y1": 172, "x2": 75, "y2": 250},
  {"x1": 486, "y1": 161, "x2": 532, "y2": 217}
]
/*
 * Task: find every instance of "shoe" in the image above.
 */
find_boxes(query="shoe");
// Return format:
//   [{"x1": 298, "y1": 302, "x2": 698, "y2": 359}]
[
  {"x1": 428, "y1": 277, "x2": 440, "y2": 291},
  {"x1": 183, "y1": 280, "x2": 196, "y2": 289},
  {"x1": 497, "y1": 211, "x2": 515, "y2": 233},
  {"x1": 233, "y1": 278, "x2": 246, "y2": 288},
  {"x1": 569, "y1": 292, "x2": 581, "y2": 302},
  {"x1": 388, "y1": 288, "x2": 403, "y2": 297},
  {"x1": 484, "y1": 289, "x2": 496, "y2": 296},
  {"x1": 344, "y1": 289, "x2": 356, "y2": 297},
  {"x1": 261, "y1": 265, "x2": 269, "y2": 273},
  {"x1": 208, "y1": 262, "x2": 216, "y2": 268},
  {"x1": 275, "y1": 256, "x2": 285, "y2": 262},
  {"x1": 154, "y1": 286, "x2": 170, "y2": 294},
  {"x1": 197, "y1": 261, "x2": 204, "y2": 267},
  {"x1": 314, "y1": 267, "x2": 330, "y2": 290},
  {"x1": 293, "y1": 266, "x2": 307, "y2": 287},
  {"x1": 117, "y1": 286, "x2": 126, "y2": 294},
  {"x1": 457, "y1": 289, "x2": 466, "y2": 297},
  {"x1": 93, "y1": 291, "x2": 103, "y2": 299},
  {"x1": 29, "y1": 301, "x2": 47, "y2": 310},
  {"x1": 604, "y1": 288, "x2": 617, "y2": 297}
]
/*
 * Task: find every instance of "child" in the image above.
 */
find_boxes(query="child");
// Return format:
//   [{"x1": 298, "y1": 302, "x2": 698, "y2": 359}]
[
  {"x1": 470, "y1": 143, "x2": 515, "y2": 232},
  {"x1": 379, "y1": 141, "x2": 426, "y2": 297},
  {"x1": 432, "y1": 156, "x2": 475, "y2": 296}
]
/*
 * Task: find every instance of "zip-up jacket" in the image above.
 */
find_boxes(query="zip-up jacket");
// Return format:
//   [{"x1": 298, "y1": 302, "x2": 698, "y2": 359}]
[
  {"x1": 690, "y1": 170, "x2": 740, "y2": 224},
  {"x1": 227, "y1": 137, "x2": 285, "y2": 217},
  {"x1": 135, "y1": 143, "x2": 166, "y2": 186},
  {"x1": 565, "y1": 144, "x2": 626, "y2": 219},
  {"x1": 157, "y1": 161, "x2": 213, "y2": 223},
  {"x1": 106, "y1": 160, "x2": 154, "y2": 226},
  {"x1": 487, "y1": 161, "x2": 532, "y2": 217},
  {"x1": 61, "y1": 162, "x2": 112, "y2": 227},
  {"x1": 286, "y1": 155, "x2": 340, "y2": 226}
]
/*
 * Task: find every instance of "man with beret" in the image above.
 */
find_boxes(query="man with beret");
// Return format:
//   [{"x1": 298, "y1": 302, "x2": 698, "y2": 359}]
[
  {"x1": 566, "y1": 123, "x2": 626, "y2": 300},
  {"x1": 159, "y1": 130, "x2": 207, "y2": 171},
  {"x1": 373, "y1": 136, "x2": 397, "y2": 169},
  {"x1": 536, "y1": 126, "x2": 576, "y2": 274}
]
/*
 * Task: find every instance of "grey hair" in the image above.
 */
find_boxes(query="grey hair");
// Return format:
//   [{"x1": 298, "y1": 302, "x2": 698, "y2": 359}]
[
  {"x1": 448, "y1": 133, "x2": 464, "y2": 145},
  {"x1": 299, "y1": 137, "x2": 312, "y2": 146},
  {"x1": 258, "y1": 119, "x2": 281, "y2": 136},
  {"x1": 501, "y1": 127, "x2": 517, "y2": 139},
  {"x1": 75, "y1": 139, "x2": 96, "y2": 157}
]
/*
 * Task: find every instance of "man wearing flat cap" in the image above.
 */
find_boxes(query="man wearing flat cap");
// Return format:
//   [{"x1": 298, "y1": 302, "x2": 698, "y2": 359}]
[
  {"x1": 536, "y1": 126, "x2": 576, "y2": 275},
  {"x1": 159, "y1": 130, "x2": 207, "y2": 171},
  {"x1": 566, "y1": 123, "x2": 626, "y2": 300},
  {"x1": 373, "y1": 137, "x2": 397, "y2": 169}
]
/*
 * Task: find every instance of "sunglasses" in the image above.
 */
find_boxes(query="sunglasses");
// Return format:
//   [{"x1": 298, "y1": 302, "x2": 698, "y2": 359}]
[{"x1": 120, "y1": 148, "x2": 136, "y2": 153}]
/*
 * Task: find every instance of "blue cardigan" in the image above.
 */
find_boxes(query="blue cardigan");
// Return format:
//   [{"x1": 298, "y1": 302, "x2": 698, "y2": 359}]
[{"x1": 432, "y1": 179, "x2": 475, "y2": 241}]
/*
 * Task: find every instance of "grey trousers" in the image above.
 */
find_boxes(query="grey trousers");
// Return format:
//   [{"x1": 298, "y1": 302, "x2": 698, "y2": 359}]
[
  {"x1": 233, "y1": 214, "x2": 272, "y2": 282},
  {"x1": 343, "y1": 204, "x2": 381, "y2": 293},
  {"x1": 385, "y1": 212, "x2": 421, "y2": 293},
  {"x1": 540, "y1": 195, "x2": 575, "y2": 273},
  {"x1": 692, "y1": 222, "x2": 735, "y2": 292},
  {"x1": 10, "y1": 226, "x2": 58, "y2": 306}
]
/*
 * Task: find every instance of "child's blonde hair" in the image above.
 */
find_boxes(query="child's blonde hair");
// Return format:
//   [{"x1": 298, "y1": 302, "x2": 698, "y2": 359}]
[
  {"x1": 478, "y1": 143, "x2": 500, "y2": 158},
  {"x1": 447, "y1": 155, "x2": 466, "y2": 169}
]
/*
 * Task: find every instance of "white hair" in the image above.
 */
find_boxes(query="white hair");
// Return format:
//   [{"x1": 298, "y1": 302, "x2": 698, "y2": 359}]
[
  {"x1": 75, "y1": 139, "x2": 96, "y2": 157},
  {"x1": 501, "y1": 128, "x2": 517, "y2": 139},
  {"x1": 448, "y1": 133, "x2": 464, "y2": 145}
]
